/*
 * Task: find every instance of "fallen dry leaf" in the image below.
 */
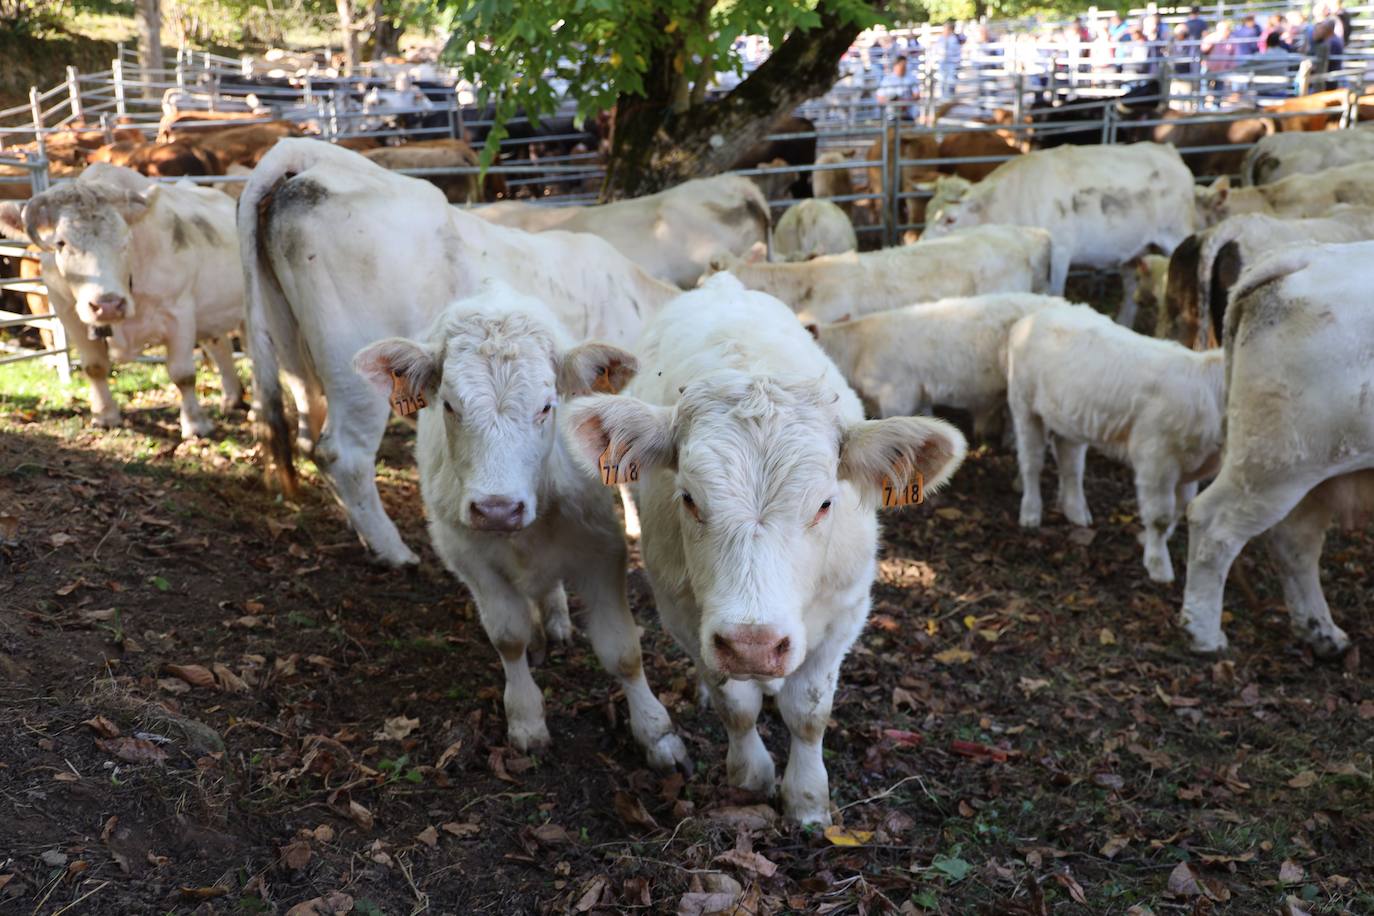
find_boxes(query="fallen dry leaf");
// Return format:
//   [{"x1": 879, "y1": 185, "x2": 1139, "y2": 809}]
[
  {"x1": 678, "y1": 891, "x2": 740, "y2": 916},
  {"x1": 933, "y1": 647, "x2": 974, "y2": 665},
  {"x1": 1018, "y1": 676, "x2": 1050, "y2": 696},
  {"x1": 82, "y1": 716, "x2": 120, "y2": 738},
  {"x1": 1053, "y1": 871, "x2": 1088, "y2": 905},
  {"x1": 1281, "y1": 896, "x2": 1314, "y2": 916},
  {"x1": 530, "y1": 823, "x2": 570, "y2": 845},
  {"x1": 213, "y1": 663, "x2": 250, "y2": 694},
  {"x1": 441, "y1": 821, "x2": 480, "y2": 838},
  {"x1": 1167, "y1": 861, "x2": 1203, "y2": 898},
  {"x1": 1278, "y1": 859, "x2": 1304, "y2": 885},
  {"x1": 950, "y1": 739, "x2": 1010, "y2": 762},
  {"x1": 714, "y1": 848, "x2": 778, "y2": 878},
  {"x1": 165, "y1": 664, "x2": 215, "y2": 689},
  {"x1": 284, "y1": 891, "x2": 353, "y2": 916},
  {"x1": 178, "y1": 886, "x2": 230, "y2": 901},
  {"x1": 705, "y1": 805, "x2": 777, "y2": 831},
  {"x1": 373, "y1": 715, "x2": 419, "y2": 742},
  {"x1": 435, "y1": 740, "x2": 463, "y2": 770},
  {"x1": 614, "y1": 791, "x2": 658, "y2": 831},
  {"x1": 281, "y1": 840, "x2": 311, "y2": 870},
  {"x1": 416, "y1": 825, "x2": 438, "y2": 848},
  {"x1": 95, "y1": 737, "x2": 168, "y2": 765},
  {"x1": 348, "y1": 800, "x2": 374, "y2": 831},
  {"x1": 157, "y1": 678, "x2": 191, "y2": 696},
  {"x1": 1099, "y1": 835, "x2": 1131, "y2": 859},
  {"x1": 1098, "y1": 627, "x2": 1117, "y2": 646},
  {"x1": 1286, "y1": 770, "x2": 1318, "y2": 789},
  {"x1": 0, "y1": 514, "x2": 18, "y2": 542},
  {"x1": 573, "y1": 875, "x2": 609, "y2": 912},
  {"x1": 823, "y1": 825, "x2": 874, "y2": 847}
]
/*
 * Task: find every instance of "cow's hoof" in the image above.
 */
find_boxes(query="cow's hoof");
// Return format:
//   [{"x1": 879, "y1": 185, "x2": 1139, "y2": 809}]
[
  {"x1": 1185, "y1": 627, "x2": 1228, "y2": 655},
  {"x1": 544, "y1": 613, "x2": 574, "y2": 646},
  {"x1": 1300, "y1": 626, "x2": 1351, "y2": 660},
  {"x1": 644, "y1": 732, "x2": 691, "y2": 775},
  {"x1": 1019, "y1": 509, "x2": 1042, "y2": 529},
  {"x1": 1146, "y1": 556, "x2": 1175, "y2": 584},
  {"x1": 181, "y1": 418, "x2": 215, "y2": 439},
  {"x1": 372, "y1": 545, "x2": 421, "y2": 568},
  {"x1": 508, "y1": 719, "x2": 552, "y2": 754},
  {"x1": 220, "y1": 396, "x2": 248, "y2": 415},
  {"x1": 726, "y1": 747, "x2": 776, "y2": 796},
  {"x1": 783, "y1": 795, "x2": 832, "y2": 828},
  {"x1": 1063, "y1": 506, "x2": 1093, "y2": 528},
  {"x1": 91, "y1": 413, "x2": 122, "y2": 430}
]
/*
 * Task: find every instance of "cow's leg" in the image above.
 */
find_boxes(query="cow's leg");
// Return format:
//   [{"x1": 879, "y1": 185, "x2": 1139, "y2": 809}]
[
  {"x1": 459, "y1": 562, "x2": 550, "y2": 752},
  {"x1": 166, "y1": 315, "x2": 214, "y2": 439},
  {"x1": 312, "y1": 390, "x2": 417, "y2": 566},
  {"x1": 618, "y1": 485, "x2": 641, "y2": 539},
  {"x1": 568, "y1": 549, "x2": 688, "y2": 773},
  {"x1": 1117, "y1": 261, "x2": 1140, "y2": 329},
  {"x1": 283, "y1": 372, "x2": 325, "y2": 452},
  {"x1": 972, "y1": 405, "x2": 1004, "y2": 444},
  {"x1": 1181, "y1": 470, "x2": 1317, "y2": 652},
  {"x1": 1055, "y1": 438, "x2": 1093, "y2": 527},
  {"x1": 707, "y1": 677, "x2": 774, "y2": 794},
  {"x1": 202, "y1": 335, "x2": 245, "y2": 413},
  {"x1": 1048, "y1": 249, "x2": 1071, "y2": 296},
  {"x1": 1010, "y1": 396, "x2": 1047, "y2": 527},
  {"x1": 54, "y1": 296, "x2": 120, "y2": 428},
  {"x1": 1266, "y1": 491, "x2": 1349, "y2": 658},
  {"x1": 539, "y1": 583, "x2": 573, "y2": 645},
  {"x1": 776, "y1": 603, "x2": 862, "y2": 826},
  {"x1": 1135, "y1": 464, "x2": 1180, "y2": 583},
  {"x1": 1172, "y1": 480, "x2": 1199, "y2": 538}
]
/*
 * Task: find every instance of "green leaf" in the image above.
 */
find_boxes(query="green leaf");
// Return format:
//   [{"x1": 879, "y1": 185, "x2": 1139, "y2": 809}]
[
  {"x1": 355, "y1": 901, "x2": 385, "y2": 916},
  {"x1": 150, "y1": 575, "x2": 170, "y2": 592},
  {"x1": 911, "y1": 889, "x2": 940, "y2": 909},
  {"x1": 930, "y1": 854, "x2": 972, "y2": 883}
]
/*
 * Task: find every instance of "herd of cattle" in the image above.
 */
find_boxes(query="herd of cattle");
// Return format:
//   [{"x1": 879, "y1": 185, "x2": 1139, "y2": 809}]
[{"x1": 2, "y1": 112, "x2": 1373, "y2": 824}]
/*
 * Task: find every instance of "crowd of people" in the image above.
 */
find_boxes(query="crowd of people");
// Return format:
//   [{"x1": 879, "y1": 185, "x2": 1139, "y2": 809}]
[{"x1": 821, "y1": 1, "x2": 1360, "y2": 110}]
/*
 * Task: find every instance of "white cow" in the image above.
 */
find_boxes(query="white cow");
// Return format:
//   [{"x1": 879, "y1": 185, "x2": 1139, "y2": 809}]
[
  {"x1": 0, "y1": 164, "x2": 243, "y2": 438},
  {"x1": 1181, "y1": 241, "x2": 1374, "y2": 656},
  {"x1": 240, "y1": 138, "x2": 677, "y2": 567},
  {"x1": 352, "y1": 282, "x2": 687, "y2": 768},
  {"x1": 923, "y1": 142, "x2": 1195, "y2": 325},
  {"x1": 1161, "y1": 207, "x2": 1374, "y2": 349},
  {"x1": 711, "y1": 224, "x2": 1052, "y2": 325},
  {"x1": 1194, "y1": 162, "x2": 1374, "y2": 228},
  {"x1": 474, "y1": 175, "x2": 770, "y2": 288},
  {"x1": 565, "y1": 274, "x2": 967, "y2": 824},
  {"x1": 1241, "y1": 127, "x2": 1374, "y2": 186},
  {"x1": 1005, "y1": 304, "x2": 1225, "y2": 583},
  {"x1": 813, "y1": 292, "x2": 1064, "y2": 438},
  {"x1": 773, "y1": 198, "x2": 858, "y2": 261}
]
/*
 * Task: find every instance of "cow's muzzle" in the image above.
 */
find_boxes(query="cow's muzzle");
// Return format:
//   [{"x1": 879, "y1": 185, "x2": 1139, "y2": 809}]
[{"x1": 468, "y1": 497, "x2": 528, "y2": 533}]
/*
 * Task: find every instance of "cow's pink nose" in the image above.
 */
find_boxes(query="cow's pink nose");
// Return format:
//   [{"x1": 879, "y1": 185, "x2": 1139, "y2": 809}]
[
  {"x1": 92, "y1": 294, "x2": 127, "y2": 322},
  {"x1": 469, "y1": 497, "x2": 526, "y2": 532},
  {"x1": 711, "y1": 626, "x2": 793, "y2": 678}
]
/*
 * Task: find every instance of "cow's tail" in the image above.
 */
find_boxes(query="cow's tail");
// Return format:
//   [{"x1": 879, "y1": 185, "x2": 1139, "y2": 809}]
[
  {"x1": 1241, "y1": 146, "x2": 1275, "y2": 187},
  {"x1": 743, "y1": 178, "x2": 772, "y2": 261},
  {"x1": 238, "y1": 143, "x2": 315, "y2": 498},
  {"x1": 1220, "y1": 245, "x2": 1316, "y2": 405}
]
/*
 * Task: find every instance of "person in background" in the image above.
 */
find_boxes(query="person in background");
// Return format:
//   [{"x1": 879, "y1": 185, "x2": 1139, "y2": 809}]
[
  {"x1": 875, "y1": 54, "x2": 920, "y2": 119},
  {"x1": 1185, "y1": 6, "x2": 1208, "y2": 40},
  {"x1": 1232, "y1": 14, "x2": 1262, "y2": 55},
  {"x1": 1284, "y1": 10, "x2": 1309, "y2": 51},
  {"x1": 1260, "y1": 13, "x2": 1292, "y2": 51},
  {"x1": 1202, "y1": 19, "x2": 1240, "y2": 100},
  {"x1": 1170, "y1": 23, "x2": 1197, "y2": 74},
  {"x1": 1310, "y1": 14, "x2": 1345, "y2": 86},
  {"x1": 1253, "y1": 30, "x2": 1298, "y2": 96},
  {"x1": 1334, "y1": 0, "x2": 1353, "y2": 40},
  {"x1": 1123, "y1": 23, "x2": 1154, "y2": 76},
  {"x1": 1142, "y1": 13, "x2": 1168, "y2": 70},
  {"x1": 937, "y1": 20, "x2": 962, "y2": 98}
]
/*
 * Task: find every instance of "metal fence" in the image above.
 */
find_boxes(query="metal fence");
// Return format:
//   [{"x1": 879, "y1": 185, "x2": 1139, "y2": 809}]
[{"x1": 2, "y1": 31, "x2": 1373, "y2": 376}]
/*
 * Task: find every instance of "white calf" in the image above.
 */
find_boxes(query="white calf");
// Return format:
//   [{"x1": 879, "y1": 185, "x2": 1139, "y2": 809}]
[
  {"x1": 0, "y1": 164, "x2": 242, "y2": 437},
  {"x1": 773, "y1": 198, "x2": 858, "y2": 261},
  {"x1": 1181, "y1": 242, "x2": 1374, "y2": 656},
  {"x1": 1005, "y1": 304, "x2": 1225, "y2": 582},
  {"x1": 566, "y1": 274, "x2": 967, "y2": 823},
  {"x1": 353, "y1": 282, "x2": 687, "y2": 768},
  {"x1": 813, "y1": 292, "x2": 1064, "y2": 438}
]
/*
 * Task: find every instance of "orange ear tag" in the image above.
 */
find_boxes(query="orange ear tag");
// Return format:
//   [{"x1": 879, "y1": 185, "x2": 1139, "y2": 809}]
[
  {"x1": 597, "y1": 443, "x2": 639, "y2": 486},
  {"x1": 389, "y1": 370, "x2": 427, "y2": 417},
  {"x1": 881, "y1": 471, "x2": 924, "y2": 509},
  {"x1": 592, "y1": 365, "x2": 617, "y2": 394}
]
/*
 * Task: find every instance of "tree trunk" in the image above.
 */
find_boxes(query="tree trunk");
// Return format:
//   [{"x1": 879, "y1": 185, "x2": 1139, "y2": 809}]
[
  {"x1": 602, "y1": 3, "x2": 866, "y2": 200},
  {"x1": 336, "y1": 0, "x2": 358, "y2": 75},
  {"x1": 135, "y1": 0, "x2": 163, "y2": 100},
  {"x1": 372, "y1": 0, "x2": 402, "y2": 59}
]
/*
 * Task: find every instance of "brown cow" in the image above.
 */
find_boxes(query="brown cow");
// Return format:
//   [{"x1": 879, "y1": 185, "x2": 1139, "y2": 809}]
[
  {"x1": 936, "y1": 130, "x2": 1025, "y2": 181},
  {"x1": 1271, "y1": 89, "x2": 1374, "y2": 132},
  {"x1": 362, "y1": 139, "x2": 485, "y2": 204},
  {"x1": 1144, "y1": 109, "x2": 1276, "y2": 177},
  {"x1": 87, "y1": 140, "x2": 223, "y2": 177},
  {"x1": 164, "y1": 121, "x2": 302, "y2": 169},
  {"x1": 864, "y1": 132, "x2": 940, "y2": 227}
]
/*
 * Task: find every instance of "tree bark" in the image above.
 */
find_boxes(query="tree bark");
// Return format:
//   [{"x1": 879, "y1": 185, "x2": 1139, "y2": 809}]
[
  {"x1": 336, "y1": 0, "x2": 358, "y2": 75},
  {"x1": 135, "y1": 0, "x2": 163, "y2": 100},
  {"x1": 602, "y1": 3, "x2": 868, "y2": 199}
]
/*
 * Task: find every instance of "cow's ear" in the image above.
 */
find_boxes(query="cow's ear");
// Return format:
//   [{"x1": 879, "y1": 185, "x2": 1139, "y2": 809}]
[
  {"x1": 743, "y1": 241, "x2": 767, "y2": 264},
  {"x1": 353, "y1": 337, "x2": 440, "y2": 402},
  {"x1": 115, "y1": 186, "x2": 158, "y2": 224},
  {"x1": 564, "y1": 395, "x2": 675, "y2": 480},
  {"x1": 0, "y1": 202, "x2": 26, "y2": 241},
  {"x1": 558, "y1": 341, "x2": 638, "y2": 397},
  {"x1": 1210, "y1": 176, "x2": 1230, "y2": 204},
  {"x1": 839, "y1": 416, "x2": 967, "y2": 506}
]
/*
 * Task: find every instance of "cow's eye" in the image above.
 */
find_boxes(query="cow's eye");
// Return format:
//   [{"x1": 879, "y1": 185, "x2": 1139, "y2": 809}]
[
  {"x1": 681, "y1": 491, "x2": 702, "y2": 522},
  {"x1": 443, "y1": 401, "x2": 455, "y2": 415},
  {"x1": 54, "y1": 240, "x2": 66, "y2": 251},
  {"x1": 812, "y1": 498, "x2": 833, "y2": 525},
  {"x1": 539, "y1": 402, "x2": 553, "y2": 419}
]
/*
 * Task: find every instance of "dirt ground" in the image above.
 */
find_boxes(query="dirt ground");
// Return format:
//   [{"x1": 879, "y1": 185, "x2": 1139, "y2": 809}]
[{"x1": 1, "y1": 362, "x2": 1372, "y2": 916}]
